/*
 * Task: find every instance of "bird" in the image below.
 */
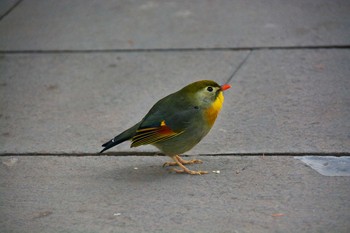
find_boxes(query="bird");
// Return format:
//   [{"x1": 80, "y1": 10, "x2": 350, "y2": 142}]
[{"x1": 100, "y1": 80, "x2": 231, "y2": 175}]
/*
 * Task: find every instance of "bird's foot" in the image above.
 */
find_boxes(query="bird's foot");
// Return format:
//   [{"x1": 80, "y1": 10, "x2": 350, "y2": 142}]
[
  {"x1": 163, "y1": 155, "x2": 202, "y2": 167},
  {"x1": 163, "y1": 161, "x2": 176, "y2": 167},
  {"x1": 172, "y1": 168, "x2": 208, "y2": 175},
  {"x1": 165, "y1": 155, "x2": 208, "y2": 175}
]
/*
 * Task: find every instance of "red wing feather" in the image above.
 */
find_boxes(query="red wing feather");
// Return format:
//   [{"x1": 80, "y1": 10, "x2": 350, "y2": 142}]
[{"x1": 131, "y1": 121, "x2": 183, "y2": 147}]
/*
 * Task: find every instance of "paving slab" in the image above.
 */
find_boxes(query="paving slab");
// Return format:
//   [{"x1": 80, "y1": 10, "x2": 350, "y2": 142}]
[
  {"x1": 0, "y1": 0, "x2": 19, "y2": 18},
  {"x1": 208, "y1": 49, "x2": 350, "y2": 154},
  {"x1": 0, "y1": 51, "x2": 247, "y2": 154},
  {"x1": 0, "y1": 0, "x2": 349, "y2": 50},
  {"x1": 0, "y1": 155, "x2": 349, "y2": 233},
  {"x1": 296, "y1": 156, "x2": 350, "y2": 176},
  {"x1": 1, "y1": 49, "x2": 349, "y2": 154}
]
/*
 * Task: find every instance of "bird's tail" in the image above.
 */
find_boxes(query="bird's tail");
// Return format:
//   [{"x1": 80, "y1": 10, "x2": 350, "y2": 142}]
[{"x1": 99, "y1": 122, "x2": 140, "y2": 153}]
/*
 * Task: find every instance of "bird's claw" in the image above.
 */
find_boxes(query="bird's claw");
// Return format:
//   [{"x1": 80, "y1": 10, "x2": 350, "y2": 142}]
[
  {"x1": 163, "y1": 161, "x2": 176, "y2": 167},
  {"x1": 164, "y1": 155, "x2": 208, "y2": 175},
  {"x1": 163, "y1": 159, "x2": 202, "y2": 167},
  {"x1": 164, "y1": 155, "x2": 203, "y2": 167},
  {"x1": 172, "y1": 168, "x2": 208, "y2": 175}
]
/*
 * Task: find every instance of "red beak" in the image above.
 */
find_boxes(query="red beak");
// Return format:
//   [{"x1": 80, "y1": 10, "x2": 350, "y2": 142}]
[{"x1": 221, "y1": 84, "x2": 231, "y2": 91}]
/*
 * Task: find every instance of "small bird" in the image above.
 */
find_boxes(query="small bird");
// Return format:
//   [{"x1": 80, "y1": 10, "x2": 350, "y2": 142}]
[{"x1": 100, "y1": 80, "x2": 231, "y2": 175}]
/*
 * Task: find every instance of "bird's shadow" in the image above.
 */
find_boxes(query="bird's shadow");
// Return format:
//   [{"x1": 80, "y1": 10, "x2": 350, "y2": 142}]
[{"x1": 99, "y1": 160, "x2": 184, "y2": 183}]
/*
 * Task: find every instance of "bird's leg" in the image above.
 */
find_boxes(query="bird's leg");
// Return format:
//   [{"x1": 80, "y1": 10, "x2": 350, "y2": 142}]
[
  {"x1": 163, "y1": 155, "x2": 202, "y2": 167},
  {"x1": 169, "y1": 155, "x2": 208, "y2": 175},
  {"x1": 176, "y1": 155, "x2": 203, "y2": 165}
]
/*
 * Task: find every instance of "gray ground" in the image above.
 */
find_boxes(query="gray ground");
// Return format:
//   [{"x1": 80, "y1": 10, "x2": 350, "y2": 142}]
[{"x1": 1, "y1": 1, "x2": 349, "y2": 233}]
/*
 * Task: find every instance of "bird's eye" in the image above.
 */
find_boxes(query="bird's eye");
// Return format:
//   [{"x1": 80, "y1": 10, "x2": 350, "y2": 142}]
[{"x1": 207, "y1": 86, "x2": 213, "y2": 92}]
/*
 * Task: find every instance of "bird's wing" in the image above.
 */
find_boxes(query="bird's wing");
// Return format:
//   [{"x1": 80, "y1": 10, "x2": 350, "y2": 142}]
[
  {"x1": 131, "y1": 119, "x2": 184, "y2": 147},
  {"x1": 131, "y1": 94, "x2": 199, "y2": 147}
]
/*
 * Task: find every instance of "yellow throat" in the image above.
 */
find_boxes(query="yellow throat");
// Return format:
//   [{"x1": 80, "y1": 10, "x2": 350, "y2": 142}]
[{"x1": 205, "y1": 91, "x2": 224, "y2": 126}]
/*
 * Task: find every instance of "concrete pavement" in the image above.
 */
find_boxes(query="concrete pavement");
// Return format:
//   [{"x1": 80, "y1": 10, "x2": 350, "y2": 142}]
[
  {"x1": 1, "y1": 1, "x2": 350, "y2": 232},
  {"x1": 1, "y1": 156, "x2": 350, "y2": 233},
  {"x1": 1, "y1": 0, "x2": 350, "y2": 50},
  {"x1": 1, "y1": 49, "x2": 349, "y2": 154}
]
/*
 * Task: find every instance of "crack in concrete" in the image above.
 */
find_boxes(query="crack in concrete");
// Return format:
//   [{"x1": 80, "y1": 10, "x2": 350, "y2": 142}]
[
  {"x1": 0, "y1": 0, "x2": 24, "y2": 21},
  {"x1": 1, "y1": 152, "x2": 349, "y2": 157},
  {"x1": 225, "y1": 50, "x2": 252, "y2": 84},
  {"x1": 0, "y1": 45, "x2": 350, "y2": 54}
]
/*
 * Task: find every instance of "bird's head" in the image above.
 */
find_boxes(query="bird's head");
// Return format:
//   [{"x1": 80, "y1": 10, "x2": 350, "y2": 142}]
[{"x1": 181, "y1": 80, "x2": 231, "y2": 108}]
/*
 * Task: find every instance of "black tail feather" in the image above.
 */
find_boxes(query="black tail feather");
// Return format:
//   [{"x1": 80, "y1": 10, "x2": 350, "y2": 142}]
[
  {"x1": 99, "y1": 122, "x2": 140, "y2": 153},
  {"x1": 99, "y1": 138, "x2": 119, "y2": 153}
]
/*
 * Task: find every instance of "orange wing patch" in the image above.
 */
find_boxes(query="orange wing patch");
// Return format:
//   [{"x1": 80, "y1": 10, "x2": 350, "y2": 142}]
[{"x1": 131, "y1": 120, "x2": 183, "y2": 147}]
